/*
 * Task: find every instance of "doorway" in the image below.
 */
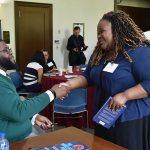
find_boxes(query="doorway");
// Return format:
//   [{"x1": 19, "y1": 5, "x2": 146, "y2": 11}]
[{"x1": 15, "y1": 1, "x2": 53, "y2": 72}]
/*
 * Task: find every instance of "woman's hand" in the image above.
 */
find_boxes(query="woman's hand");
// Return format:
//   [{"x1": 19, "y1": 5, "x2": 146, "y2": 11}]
[
  {"x1": 109, "y1": 92, "x2": 128, "y2": 111},
  {"x1": 59, "y1": 82, "x2": 70, "y2": 88}
]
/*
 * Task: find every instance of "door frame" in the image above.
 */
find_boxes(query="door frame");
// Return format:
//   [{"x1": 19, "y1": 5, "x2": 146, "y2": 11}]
[{"x1": 15, "y1": 1, "x2": 53, "y2": 66}]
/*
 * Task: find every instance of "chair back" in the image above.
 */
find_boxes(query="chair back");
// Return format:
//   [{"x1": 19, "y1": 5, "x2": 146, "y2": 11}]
[
  {"x1": 9, "y1": 72, "x2": 23, "y2": 90},
  {"x1": 54, "y1": 88, "x2": 87, "y2": 113},
  {"x1": 80, "y1": 64, "x2": 87, "y2": 68}
]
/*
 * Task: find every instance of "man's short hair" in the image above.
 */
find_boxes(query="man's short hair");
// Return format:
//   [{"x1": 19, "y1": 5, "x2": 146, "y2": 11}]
[
  {"x1": 73, "y1": 26, "x2": 80, "y2": 31},
  {"x1": 41, "y1": 49, "x2": 49, "y2": 53}
]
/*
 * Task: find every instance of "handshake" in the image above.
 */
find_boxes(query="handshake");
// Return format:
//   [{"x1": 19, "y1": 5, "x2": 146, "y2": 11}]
[{"x1": 50, "y1": 83, "x2": 71, "y2": 100}]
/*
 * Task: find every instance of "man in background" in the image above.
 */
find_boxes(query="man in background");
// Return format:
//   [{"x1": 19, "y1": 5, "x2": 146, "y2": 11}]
[
  {"x1": 0, "y1": 40, "x2": 69, "y2": 142},
  {"x1": 67, "y1": 26, "x2": 88, "y2": 70},
  {"x1": 42, "y1": 49, "x2": 57, "y2": 73}
]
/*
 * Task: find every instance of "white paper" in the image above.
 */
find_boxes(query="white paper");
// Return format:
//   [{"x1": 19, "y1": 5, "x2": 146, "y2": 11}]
[
  {"x1": 103, "y1": 62, "x2": 118, "y2": 73},
  {"x1": 47, "y1": 62, "x2": 53, "y2": 67}
]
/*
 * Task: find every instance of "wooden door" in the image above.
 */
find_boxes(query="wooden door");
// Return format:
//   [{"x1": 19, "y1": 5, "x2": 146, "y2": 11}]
[
  {"x1": 115, "y1": 5, "x2": 150, "y2": 32},
  {"x1": 15, "y1": 2, "x2": 53, "y2": 72}
]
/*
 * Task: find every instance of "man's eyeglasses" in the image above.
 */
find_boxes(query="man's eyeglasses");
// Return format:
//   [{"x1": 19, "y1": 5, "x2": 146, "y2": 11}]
[{"x1": 0, "y1": 47, "x2": 11, "y2": 53}]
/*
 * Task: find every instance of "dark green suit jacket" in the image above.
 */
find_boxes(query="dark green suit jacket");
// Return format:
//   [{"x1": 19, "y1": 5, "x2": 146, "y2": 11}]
[{"x1": 0, "y1": 74, "x2": 50, "y2": 142}]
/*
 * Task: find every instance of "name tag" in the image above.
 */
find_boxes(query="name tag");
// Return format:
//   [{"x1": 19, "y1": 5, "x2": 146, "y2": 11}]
[
  {"x1": 103, "y1": 62, "x2": 118, "y2": 73},
  {"x1": 47, "y1": 62, "x2": 53, "y2": 67}
]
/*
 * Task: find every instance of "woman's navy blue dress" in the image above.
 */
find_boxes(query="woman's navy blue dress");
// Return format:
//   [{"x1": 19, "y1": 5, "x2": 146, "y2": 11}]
[{"x1": 82, "y1": 46, "x2": 150, "y2": 150}]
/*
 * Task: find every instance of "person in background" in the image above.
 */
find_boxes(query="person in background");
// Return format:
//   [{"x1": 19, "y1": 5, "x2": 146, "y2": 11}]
[
  {"x1": 0, "y1": 40, "x2": 69, "y2": 142},
  {"x1": 59, "y1": 10, "x2": 150, "y2": 150},
  {"x1": 23, "y1": 50, "x2": 45, "y2": 93},
  {"x1": 67, "y1": 26, "x2": 88, "y2": 70},
  {"x1": 41, "y1": 49, "x2": 57, "y2": 73}
]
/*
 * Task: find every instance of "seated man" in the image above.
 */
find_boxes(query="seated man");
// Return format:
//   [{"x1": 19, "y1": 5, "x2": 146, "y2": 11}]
[
  {"x1": 0, "y1": 40, "x2": 69, "y2": 142},
  {"x1": 5, "y1": 46, "x2": 19, "y2": 74},
  {"x1": 42, "y1": 49, "x2": 57, "y2": 73}
]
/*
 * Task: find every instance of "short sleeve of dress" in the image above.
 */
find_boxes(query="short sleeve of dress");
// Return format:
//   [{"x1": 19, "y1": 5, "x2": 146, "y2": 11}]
[{"x1": 130, "y1": 47, "x2": 150, "y2": 94}]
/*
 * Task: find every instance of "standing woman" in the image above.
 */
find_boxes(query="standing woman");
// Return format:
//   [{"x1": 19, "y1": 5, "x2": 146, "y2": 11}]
[
  {"x1": 59, "y1": 10, "x2": 150, "y2": 150},
  {"x1": 23, "y1": 50, "x2": 45, "y2": 92}
]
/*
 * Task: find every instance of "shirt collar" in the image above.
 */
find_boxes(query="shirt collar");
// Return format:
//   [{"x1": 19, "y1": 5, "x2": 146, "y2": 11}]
[{"x1": 0, "y1": 69, "x2": 7, "y2": 76}]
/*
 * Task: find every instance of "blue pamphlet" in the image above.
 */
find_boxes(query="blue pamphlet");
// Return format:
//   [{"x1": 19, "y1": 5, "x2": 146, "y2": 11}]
[
  {"x1": 93, "y1": 97, "x2": 127, "y2": 128},
  {"x1": 29, "y1": 141, "x2": 89, "y2": 150}
]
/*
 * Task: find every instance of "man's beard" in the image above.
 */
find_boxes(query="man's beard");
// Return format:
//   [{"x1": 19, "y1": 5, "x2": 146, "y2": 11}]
[{"x1": 0, "y1": 57, "x2": 16, "y2": 70}]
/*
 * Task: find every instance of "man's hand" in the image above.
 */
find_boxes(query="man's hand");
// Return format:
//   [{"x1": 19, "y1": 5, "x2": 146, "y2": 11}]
[
  {"x1": 35, "y1": 114, "x2": 53, "y2": 130},
  {"x1": 73, "y1": 48, "x2": 78, "y2": 52},
  {"x1": 51, "y1": 84, "x2": 70, "y2": 99}
]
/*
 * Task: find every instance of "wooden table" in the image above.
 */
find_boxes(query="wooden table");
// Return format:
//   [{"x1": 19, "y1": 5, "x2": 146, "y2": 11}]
[{"x1": 10, "y1": 127, "x2": 127, "y2": 150}]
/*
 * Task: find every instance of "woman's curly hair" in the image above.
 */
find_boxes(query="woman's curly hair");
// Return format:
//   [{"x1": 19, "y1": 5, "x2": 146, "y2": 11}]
[{"x1": 91, "y1": 10, "x2": 150, "y2": 66}]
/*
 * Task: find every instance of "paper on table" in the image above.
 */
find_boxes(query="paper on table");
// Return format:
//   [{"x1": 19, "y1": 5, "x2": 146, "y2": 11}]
[
  {"x1": 43, "y1": 72, "x2": 57, "y2": 76},
  {"x1": 29, "y1": 141, "x2": 90, "y2": 150},
  {"x1": 64, "y1": 75, "x2": 78, "y2": 79}
]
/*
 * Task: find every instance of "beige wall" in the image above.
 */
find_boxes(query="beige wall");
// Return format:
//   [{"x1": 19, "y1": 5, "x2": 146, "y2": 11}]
[{"x1": 0, "y1": 0, "x2": 114, "y2": 68}]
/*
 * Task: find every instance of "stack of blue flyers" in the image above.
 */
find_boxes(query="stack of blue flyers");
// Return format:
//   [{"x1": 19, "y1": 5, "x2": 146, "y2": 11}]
[{"x1": 29, "y1": 141, "x2": 90, "y2": 150}]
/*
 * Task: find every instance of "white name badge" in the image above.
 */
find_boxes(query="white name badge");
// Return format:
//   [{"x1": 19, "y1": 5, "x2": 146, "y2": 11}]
[
  {"x1": 103, "y1": 62, "x2": 118, "y2": 73},
  {"x1": 47, "y1": 62, "x2": 53, "y2": 67}
]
